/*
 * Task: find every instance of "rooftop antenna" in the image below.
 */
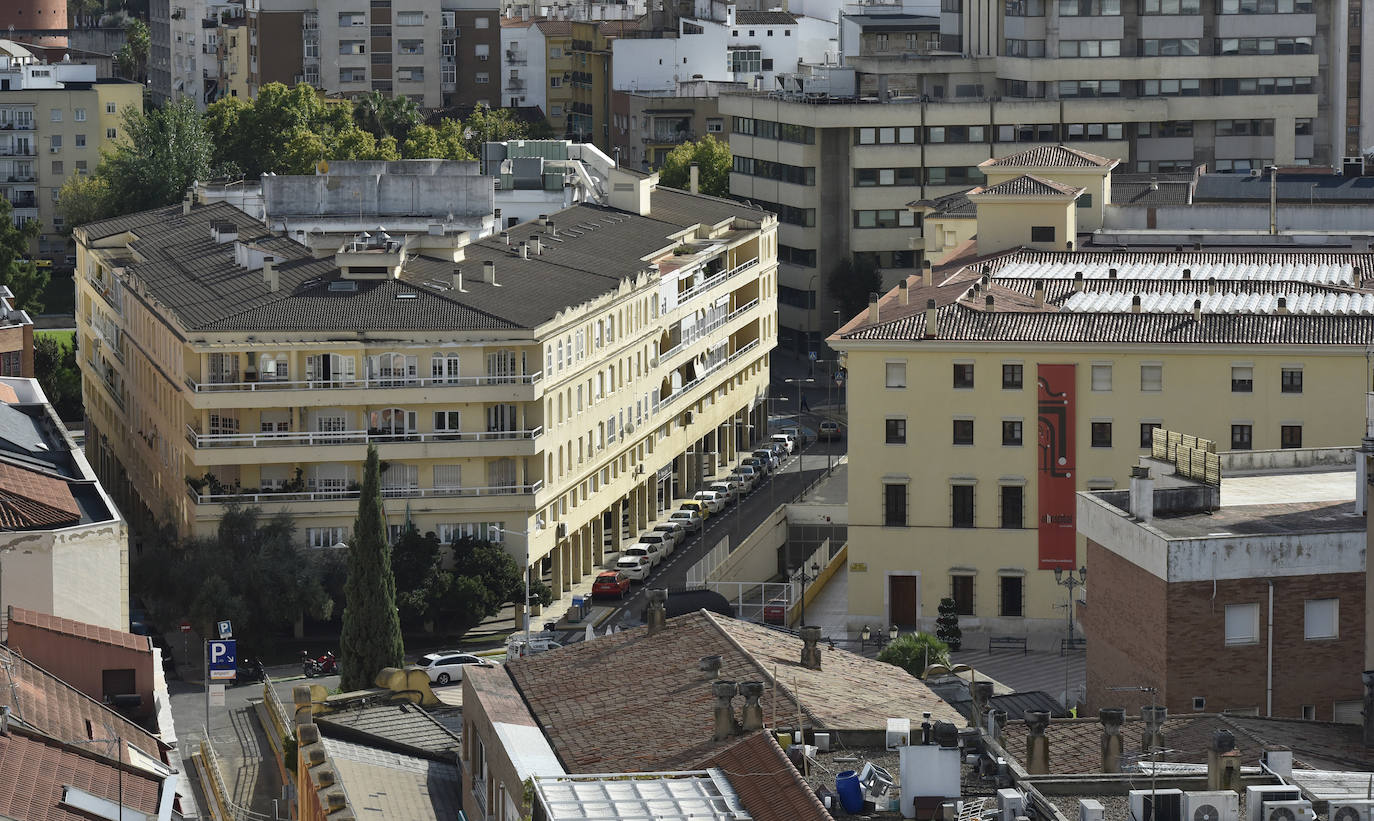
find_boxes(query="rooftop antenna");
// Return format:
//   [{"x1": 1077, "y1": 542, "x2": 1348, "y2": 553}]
[{"x1": 1111, "y1": 685, "x2": 1166, "y2": 821}]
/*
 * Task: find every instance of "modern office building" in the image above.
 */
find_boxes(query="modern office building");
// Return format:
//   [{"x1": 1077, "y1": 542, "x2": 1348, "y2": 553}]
[
  {"x1": 73, "y1": 158, "x2": 777, "y2": 601},
  {"x1": 0, "y1": 47, "x2": 141, "y2": 258}
]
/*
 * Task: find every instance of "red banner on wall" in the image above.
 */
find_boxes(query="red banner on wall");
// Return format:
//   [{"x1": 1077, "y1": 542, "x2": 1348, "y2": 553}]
[{"x1": 1037, "y1": 364, "x2": 1077, "y2": 570}]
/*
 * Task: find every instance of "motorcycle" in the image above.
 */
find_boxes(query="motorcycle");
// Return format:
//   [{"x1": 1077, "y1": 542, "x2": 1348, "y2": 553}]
[
  {"x1": 233, "y1": 657, "x2": 267, "y2": 686},
  {"x1": 301, "y1": 650, "x2": 337, "y2": 678}
]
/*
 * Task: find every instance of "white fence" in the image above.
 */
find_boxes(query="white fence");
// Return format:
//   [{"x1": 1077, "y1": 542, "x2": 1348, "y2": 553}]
[{"x1": 684, "y1": 536, "x2": 730, "y2": 588}]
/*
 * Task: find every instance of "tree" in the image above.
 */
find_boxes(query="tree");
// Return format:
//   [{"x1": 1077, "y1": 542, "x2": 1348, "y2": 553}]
[
  {"x1": 57, "y1": 173, "x2": 114, "y2": 234},
  {"x1": 457, "y1": 104, "x2": 532, "y2": 156},
  {"x1": 827, "y1": 254, "x2": 884, "y2": 324},
  {"x1": 877, "y1": 632, "x2": 950, "y2": 678},
  {"x1": 33, "y1": 334, "x2": 82, "y2": 421},
  {"x1": 114, "y1": 18, "x2": 150, "y2": 82},
  {"x1": 338, "y1": 446, "x2": 405, "y2": 691},
  {"x1": 656, "y1": 135, "x2": 732, "y2": 197},
  {"x1": 352, "y1": 92, "x2": 422, "y2": 143},
  {"x1": 401, "y1": 121, "x2": 474, "y2": 161},
  {"x1": 441, "y1": 536, "x2": 552, "y2": 635},
  {"x1": 936, "y1": 597, "x2": 963, "y2": 651},
  {"x1": 0, "y1": 198, "x2": 43, "y2": 311},
  {"x1": 391, "y1": 523, "x2": 453, "y2": 626},
  {"x1": 98, "y1": 99, "x2": 213, "y2": 215}
]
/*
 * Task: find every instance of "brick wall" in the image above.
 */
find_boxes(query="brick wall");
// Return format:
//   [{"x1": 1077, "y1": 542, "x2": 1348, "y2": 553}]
[
  {"x1": 0, "y1": 324, "x2": 33, "y2": 377},
  {"x1": 1165, "y1": 572, "x2": 1364, "y2": 720},
  {"x1": 1085, "y1": 538, "x2": 1168, "y2": 714}
]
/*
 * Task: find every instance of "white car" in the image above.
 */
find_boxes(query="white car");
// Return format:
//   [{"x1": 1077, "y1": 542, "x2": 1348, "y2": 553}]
[
  {"x1": 636, "y1": 531, "x2": 674, "y2": 557},
  {"x1": 708, "y1": 480, "x2": 743, "y2": 502},
  {"x1": 624, "y1": 543, "x2": 664, "y2": 566},
  {"x1": 753, "y1": 449, "x2": 781, "y2": 470},
  {"x1": 417, "y1": 652, "x2": 493, "y2": 685},
  {"x1": 617, "y1": 554, "x2": 651, "y2": 580},
  {"x1": 770, "y1": 433, "x2": 796, "y2": 454},
  {"x1": 652, "y1": 522, "x2": 688, "y2": 548},
  {"x1": 731, "y1": 465, "x2": 761, "y2": 489},
  {"x1": 741, "y1": 456, "x2": 768, "y2": 476},
  {"x1": 693, "y1": 490, "x2": 727, "y2": 513},
  {"x1": 669, "y1": 509, "x2": 704, "y2": 533}
]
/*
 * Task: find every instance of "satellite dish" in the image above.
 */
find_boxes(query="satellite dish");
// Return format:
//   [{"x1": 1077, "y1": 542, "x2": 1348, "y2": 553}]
[{"x1": 316, "y1": 159, "x2": 330, "y2": 175}]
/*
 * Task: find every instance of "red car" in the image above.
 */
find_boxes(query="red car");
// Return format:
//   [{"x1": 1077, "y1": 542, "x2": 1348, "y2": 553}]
[{"x1": 592, "y1": 570, "x2": 631, "y2": 599}]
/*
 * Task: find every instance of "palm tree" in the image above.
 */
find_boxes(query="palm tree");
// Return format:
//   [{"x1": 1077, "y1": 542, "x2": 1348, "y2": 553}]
[
  {"x1": 352, "y1": 91, "x2": 389, "y2": 140},
  {"x1": 380, "y1": 95, "x2": 422, "y2": 142}
]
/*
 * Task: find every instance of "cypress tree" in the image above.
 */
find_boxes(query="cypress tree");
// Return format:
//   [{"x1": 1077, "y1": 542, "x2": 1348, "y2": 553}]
[{"x1": 339, "y1": 445, "x2": 405, "y2": 690}]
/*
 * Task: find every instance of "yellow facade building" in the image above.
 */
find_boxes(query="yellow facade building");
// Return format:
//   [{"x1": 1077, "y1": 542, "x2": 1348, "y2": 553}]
[
  {"x1": 74, "y1": 176, "x2": 777, "y2": 598},
  {"x1": 830, "y1": 145, "x2": 1374, "y2": 635}
]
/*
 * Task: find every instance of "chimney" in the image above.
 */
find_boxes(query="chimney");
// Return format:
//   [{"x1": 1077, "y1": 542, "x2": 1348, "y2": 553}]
[
  {"x1": 1131, "y1": 295, "x2": 1142, "y2": 314},
  {"x1": 263, "y1": 256, "x2": 279, "y2": 292},
  {"x1": 1277, "y1": 296, "x2": 1289, "y2": 314},
  {"x1": 989, "y1": 708, "x2": 1008, "y2": 745},
  {"x1": 1073, "y1": 272, "x2": 1085, "y2": 293},
  {"x1": 530, "y1": 235, "x2": 542, "y2": 255},
  {"x1": 1129, "y1": 465, "x2": 1154, "y2": 522},
  {"x1": 1108, "y1": 267, "x2": 1118, "y2": 279},
  {"x1": 699, "y1": 654, "x2": 723, "y2": 680},
  {"x1": 483, "y1": 260, "x2": 498, "y2": 285},
  {"x1": 519, "y1": 242, "x2": 529, "y2": 260},
  {"x1": 183, "y1": 187, "x2": 193, "y2": 216},
  {"x1": 740, "y1": 681, "x2": 765, "y2": 731},
  {"x1": 501, "y1": 231, "x2": 510, "y2": 245},
  {"x1": 922, "y1": 259, "x2": 933, "y2": 287},
  {"x1": 1363, "y1": 671, "x2": 1374, "y2": 747},
  {"x1": 1033, "y1": 283, "x2": 1045, "y2": 308},
  {"x1": 1024, "y1": 710, "x2": 1051, "y2": 775},
  {"x1": 924, "y1": 299, "x2": 939, "y2": 339},
  {"x1": 712, "y1": 680, "x2": 740, "y2": 741},
  {"x1": 689, "y1": 162, "x2": 700, "y2": 194},
  {"x1": 0, "y1": 704, "x2": 9, "y2": 735},
  {"x1": 538, "y1": 213, "x2": 549, "y2": 226},
  {"x1": 547, "y1": 220, "x2": 557, "y2": 238},
  {"x1": 1207, "y1": 730, "x2": 1237, "y2": 790},
  {"x1": 646, "y1": 588, "x2": 668, "y2": 634},
  {"x1": 899, "y1": 279, "x2": 909, "y2": 306},
  {"x1": 1192, "y1": 298, "x2": 1203, "y2": 323},
  {"x1": 1100, "y1": 708, "x2": 1125, "y2": 773},
  {"x1": 1066, "y1": 240, "x2": 1075, "y2": 252},
  {"x1": 971, "y1": 681, "x2": 994, "y2": 729},
  {"x1": 451, "y1": 267, "x2": 464, "y2": 292},
  {"x1": 867, "y1": 293, "x2": 880, "y2": 325},
  {"x1": 1182, "y1": 268, "x2": 1192, "y2": 280},
  {"x1": 800, "y1": 625, "x2": 823, "y2": 670},
  {"x1": 1141, "y1": 705, "x2": 1167, "y2": 752},
  {"x1": 1262, "y1": 746, "x2": 1293, "y2": 778},
  {"x1": 984, "y1": 294, "x2": 995, "y2": 310},
  {"x1": 1207, "y1": 276, "x2": 1217, "y2": 295}
]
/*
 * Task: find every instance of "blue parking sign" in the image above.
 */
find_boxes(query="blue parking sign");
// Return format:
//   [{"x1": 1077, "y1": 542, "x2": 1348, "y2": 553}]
[{"x1": 208, "y1": 639, "x2": 237, "y2": 680}]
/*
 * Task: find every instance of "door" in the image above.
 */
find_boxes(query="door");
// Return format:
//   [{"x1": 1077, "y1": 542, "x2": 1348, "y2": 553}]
[{"x1": 889, "y1": 575, "x2": 919, "y2": 628}]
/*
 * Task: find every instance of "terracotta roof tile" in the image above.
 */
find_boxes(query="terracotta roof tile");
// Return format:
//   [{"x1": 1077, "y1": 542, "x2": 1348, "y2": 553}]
[
  {"x1": 7, "y1": 607, "x2": 152, "y2": 655},
  {"x1": 968, "y1": 174, "x2": 1084, "y2": 199},
  {"x1": 982, "y1": 144, "x2": 1118, "y2": 169},
  {"x1": 701, "y1": 731, "x2": 832, "y2": 821},
  {"x1": 0, "y1": 462, "x2": 79, "y2": 530},
  {"x1": 0, "y1": 384, "x2": 19, "y2": 404},
  {"x1": 0, "y1": 729, "x2": 162, "y2": 821}
]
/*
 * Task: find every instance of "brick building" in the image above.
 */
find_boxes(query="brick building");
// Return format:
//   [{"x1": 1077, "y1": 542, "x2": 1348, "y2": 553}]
[
  {"x1": 0, "y1": 286, "x2": 33, "y2": 379},
  {"x1": 1078, "y1": 438, "x2": 1366, "y2": 722}
]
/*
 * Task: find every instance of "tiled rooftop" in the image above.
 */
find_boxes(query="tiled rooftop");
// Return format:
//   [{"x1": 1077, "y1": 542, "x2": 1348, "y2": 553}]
[
  {"x1": 0, "y1": 726, "x2": 163, "y2": 821},
  {"x1": 6, "y1": 607, "x2": 151, "y2": 654},
  {"x1": 735, "y1": 10, "x2": 798, "y2": 24},
  {"x1": 700, "y1": 731, "x2": 831, "y2": 821},
  {"x1": 982, "y1": 145, "x2": 1118, "y2": 169},
  {"x1": 315, "y1": 702, "x2": 460, "y2": 761},
  {"x1": 969, "y1": 174, "x2": 1084, "y2": 199},
  {"x1": 321, "y1": 736, "x2": 461, "y2": 821}
]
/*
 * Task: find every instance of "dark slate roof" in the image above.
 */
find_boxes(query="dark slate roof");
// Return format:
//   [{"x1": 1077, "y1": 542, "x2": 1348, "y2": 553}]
[
  {"x1": 1111, "y1": 172, "x2": 1195, "y2": 206},
  {"x1": 982, "y1": 144, "x2": 1117, "y2": 169},
  {"x1": 79, "y1": 193, "x2": 751, "y2": 334},
  {"x1": 1195, "y1": 172, "x2": 1374, "y2": 203},
  {"x1": 734, "y1": 10, "x2": 798, "y2": 24},
  {"x1": 315, "y1": 702, "x2": 461, "y2": 761},
  {"x1": 943, "y1": 689, "x2": 1071, "y2": 721},
  {"x1": 969, "y1": 174, "x2": 1083, "y2": 198}
]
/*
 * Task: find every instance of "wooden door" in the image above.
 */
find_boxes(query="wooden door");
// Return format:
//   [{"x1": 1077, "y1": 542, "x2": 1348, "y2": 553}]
[{"x1": 889, "y1": 575, "x2": 919, "y2": 628}]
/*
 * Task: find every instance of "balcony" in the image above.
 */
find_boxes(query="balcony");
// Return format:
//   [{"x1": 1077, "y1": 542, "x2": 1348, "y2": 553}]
[
  {"x1": 187, "y1": 479, "x2": 544, "y2": 505},
  {"x1": 505, "y1": 49, "x2": 527, "y2": 65},
  {"x1": 184, "y1": 371, "x2": 543, "y2": 394},
  {"x1": 674, "y1": 256, "x2": 759, "y2": 307},
  {"x1": 0, "y1": 123, "x2": 35, "y2": 131},
  {"x1": 646, "y1": 129, "x2": 695, "y2": 145},
  {"x1": 184, "y1": 425, "x2": 543, "y2": 449},
  {"x1": 507, "y1": 77, "x2": 526, "y2": 90},
  {"x1": 5, "y1": 195, "x2": 35, "y2": 208},
  {"x1": 659, "y1": 298, "x2": 759, "y2": 366},
  {"x1": 0, "y1": 147, "x2": 36, "y2": 158},
  {"x1": 657, "y1": 338, "x2": 761, "y2": 414}
]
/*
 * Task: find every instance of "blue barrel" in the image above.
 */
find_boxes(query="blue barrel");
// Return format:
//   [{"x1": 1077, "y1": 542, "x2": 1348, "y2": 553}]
[{"x1": 835, "y1": 770, "x2": 863, "y2": 813}]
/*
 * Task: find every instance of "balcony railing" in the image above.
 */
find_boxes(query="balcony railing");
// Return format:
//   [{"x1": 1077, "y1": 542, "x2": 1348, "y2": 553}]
[
  {"x1": 184, "y1": 425, "x2": 543, "y2": 448},
  {"x1": 657, "y1": 338, "x2": 761, "y2": 414},
  {"x1": 184, "y1": 371, "x2": 543, "y2": 393},
  {"x1": 675, "y1": 256, "x2": 759, "y2": 307},
  {"x1": 659, "y1": 298, "x2": 759, "y2": 364},
  {"x1": 0, "y1": 148, "x2": 36, "y2": 157},
  {"x1": 188, "y1": 479, "x2": 543, "y2": 505}
]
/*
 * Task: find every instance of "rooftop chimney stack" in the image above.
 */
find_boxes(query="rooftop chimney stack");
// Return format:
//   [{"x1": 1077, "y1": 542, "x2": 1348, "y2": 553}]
[
  {"x1": 868, "y1": 293, "x2": 881, "y2": 325},
  {"x1": 1207, "y1": 276, "x2": 1217, "y2": 295},
  {"x1": 1108, "y1": 267, "x2": 1118, "y2": 279},
  {"x1": 899, "y1": 279, "x2": 909, "y2": 306},
  {"x1": 646, "y1": 588, "x2": 668, "y2": 635},
  {"x1": 451, "y1": 267, "x2": 464, "y2": 292},
  {"x1": 501, "y1": 231, "x2": 510, "y2": 245},
  {"x1": 699, "y1": 655, "x2": 723, "y2": 680},
  {"x1": 924, "y1": 299, "x2": 939, "y2": 339},
  {"x1": 971, "y1": 681, "x2": 994, "y2": 730},
  {"x1": 519, "y1": 242, "x2": 529, "y2": 260},
  {"x1": 1073, "y1": 272, "x2": 1085, "y2": 293},
  {"x1": 985, "y1": 294, "x2": 995, "y2": 310},
  {"x1": 483, "y1": 260, "x2": 498, "y2": 285},
  {"x1": 263, "y1": 256, "x2": 279, "y2": 292},
  {"x1": 712, "y1": 680, "x2": 741, "y2": 741},
  {"x1": 1033, "y1": 283, "x2": 1045, "y2": 308},
  {"x1": 922, "y1": 259, "x2": 933, "y2": 287},
  {"x1": 740, "y1": 681, "x2": 765, "y2": 731},
  {"x1": 1207, "y1": 730, "x2": 1237, "y2": 791},
  {"x1": 547, "y1": 220, "x2": 557, "y2": 238},
  {"x1": 530, "y1": 235, "x2": 542, "y2": 255},
  {"x1": 1024, "y1": 710, "x2": 1051, "y2": 775},
  {"x1": 1141, "y1": 705, "x2": 1167, "y2": 752},
  {"x1": 1182, "y1": 268, "x2": 1192, "y2": 280},
  {"x1": 1277, "y1": 296, "x2": 1289, "y2": 314},
  {"x1": 1129, "y1": 465, "x2": 1154, "y2": 521},
  {"x1": 800, "y1": 625, "x2": 823, "y2": 670},
  {"x1": 989, "y1": 708, "x2": 1008, "y2": 745},
  {"x1": 183, "y1": 187, "x2": 194, "y2": 216},
  {"x1": 1100, "y1": 708, "x2": 1125, "y2": 773},
  {"x1": 689, "y1": 162, "x2": 700, "y2": 195},
  {"x1": 1193, "y1": 298, "x2": 1203, "y2": 323},
  {"x1": 1131, "y1": 295, "x2": 1142, "y2": 314}
]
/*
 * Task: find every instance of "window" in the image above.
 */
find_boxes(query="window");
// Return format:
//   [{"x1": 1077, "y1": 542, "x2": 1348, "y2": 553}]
[
  {"x1": 1142, "y1": 0, "x2": 1200, "y2": 11},
  {"x1": 550, "y1": 47, "x2": 562, "y2": 58},
  {"x1": 398, "y1": 39, "x2": 423, "y2": 54},
  {"x1": 1141, "y1": 422, "x2": 1161, "y2": 448},
  {"x1": 395, "y1": 10, "x2": 424, "y2": 24},
  {"x1": 550, "y1": 76, "x2": 562, "y2": 88},
  {"x1": 1078, "y1": 193, "x2": 1093, "y2": 208},
  {"x1": 75, "y1": 134, "x2": 86, "y2": 148},
  {"x1": 945, "y1": 573, "x2": 978, "y2": 618},
  {"x1": 886, "y1": 361, "x2": 907, "y2": 388},
  {"x1": 1282, "y1": 368, "x2": 1303, "y2": 394},
  {"x1": 475, "y1": 16, "x2": 489, "y2": 27},
  {"x1": 953, "y1": 363, "x2": 974, "y2": 388},
  {"x1": 1000, "y1": 485, "x2": 1024, "y2": 528},
  {"x1": 307, "y1": 527, "x2": 347, "y2": 548},
  {"x1": 1231, "y1": 424, "x2": 1253, "y2": 450},
  {"x1": 884, "y1": 483, "x2": 908, "y2": 526},
  {"x1": 106, "y1": 102, "x2": 117, "y2": 114},
  {"x1": 999, "y1": 575, "x2": 1023, "y2": 616},
  {"x1": 1002, "y1": 420, "x2": 1023, "y2": 446},
  {"x1": 107, "y1": 128, "x2": 117, "y2": 139},
  {"x1": 1002, "y1": 364, "x2": 1023, "y2": 389},
  {"x1": 854, "y1": 167, "x2": 921, "y2": 187},
  {"x1": 1303, "y1": 598, "x2": 1338, "y2": 640},
  {"x1": 886, "y1": 418, "x2": 907, "y2": 444},
  {"x1": 0, "y1": 351, "x2": 22, "y2": 376},
  {"x1": 1140, "y1": 364, "x2": 1162, "y2": 392},
  {"x1": 1231, "y1": 366, "x2": 1253, "y2": 393},
  {"x1": 1224, "y1": 603, "x2": 1259, "y2": 645},
  {"x1": 74, "y1": 108, "x2": 86, "y2": 122},
  {"x1": 434, "y1": 411, "x2": 461, "y2": 434},
  {"x1": 475, "y1": 72, "x2": 489, "y2": 84},
  {"x1": 49, "y1": 135, "x2": 61, "y2": 151},
  {"x1": 952, "y1": 484, "x2": 974, "y2": 528},
  {"x1": 1281, "y1": 425, "x2": 1302, "y2": 448},
  {"x1": 1091, "y1": 364, "x2": 1112, "y2": 391},
  {"x1": 1091, "y1": 421, "x2": 1112, "y2": 448},
  {"x1": 953, "y1": 419, "x2": 974, "y2": 445},
  {"x1": 51, "y1": 161, "x2": 62, "y2": 175},
  {"x1": 339, "y1": 11, "x2": 367, "y2": 25},
  {"x1": 1030, "y1": 226, "x2": 1055, "y2": 243},
  {"x1": 852, "y1": 209, "x2": 915, "y2": 228},
  {"x1": 50, "y1": 108, "x2": 62, "y2": 122}
]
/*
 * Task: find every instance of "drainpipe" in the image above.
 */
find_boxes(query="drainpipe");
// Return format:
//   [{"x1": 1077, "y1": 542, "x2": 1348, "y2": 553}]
[{"x1": 1266, "y1": 580, "x2": 1274, "y2": 716}]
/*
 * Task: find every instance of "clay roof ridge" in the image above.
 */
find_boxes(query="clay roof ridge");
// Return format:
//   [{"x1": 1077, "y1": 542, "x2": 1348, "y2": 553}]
[{"x1": 701, "y1": 611, "x2": 825, "y2": 730}]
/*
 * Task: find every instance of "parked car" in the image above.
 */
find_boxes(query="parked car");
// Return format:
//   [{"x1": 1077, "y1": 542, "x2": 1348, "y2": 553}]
[
  {"x1": 507, "y1": 635, "x2": 563, "y2": 660},
  {"x1": 693, "y1": 490, "x2": 727, "y2": 513},
  {"x1": 783, "y1": 426, "x2": 808, "y2": 447},
  {"x1": 732, "y1": 465, "x2": 761, "y2": 489},
  {"x1": 653, "y1": 521, "x2": 689, "y2": 547},
  {"x1": 636, "y1": 532, "x2": 674, "y2": 557},
  {"x1": 770, "y1": 433, "x2": 795, "y2": 454},
  {"x1": 624, "y1": 543, "x2": 663, "y2": 567},
  {"x1": 708, "y1": 480, "x2": 743, "y2": 503},
  {"x1": 753, "y1": 448, "x2": 781, "y2": 470},
  {"x1": 417, "y1": 652, "x2": 493, "y2": 685},
  {"x1": 818, "y1": 420, "x2": 842, "y2": 441},
  {"x1": 616, "y1": 554, "x2": 651, "y2": 581},
  {"x1": 679, "y1": 499, "x2": 711, "y2": 520},
  {"x1": 741, "y1": 456, "x2": 768, "y2": 476},
  {"x1": 768, "y1": 441, "x2": 788, "y2": 460},
  {"x1": 669, "y1": 509, "x2": 704, "y2": 533},
  {"x1": 592, "y1": 570, "x2": 632, "y2": 599}
]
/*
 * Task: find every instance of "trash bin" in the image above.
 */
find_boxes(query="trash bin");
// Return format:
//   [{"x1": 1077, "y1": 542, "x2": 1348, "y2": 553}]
[{"x1": 569, "y1": 596, "x2": 585, "y2": 623}]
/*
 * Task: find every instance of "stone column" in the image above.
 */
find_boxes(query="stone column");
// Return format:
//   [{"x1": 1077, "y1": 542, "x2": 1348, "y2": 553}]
[
  {"x1": 580, "y1": 523, "x2": 593, "y2": 577},
  {"x1": 592, "y1": 513, "x2": 605, "y2": 568},
  {"x1": 570, "y1": 526, "x2": 584, "y2": 582},
  {"x1": 560, "y1": 541, "x2": 573, "y2": 593},
  {"x1": 550, "y1": 545, "x2": 565, "y2": 601},
  {"x1": 610, "y1": 499, "x2": 624, "y2": 555}
]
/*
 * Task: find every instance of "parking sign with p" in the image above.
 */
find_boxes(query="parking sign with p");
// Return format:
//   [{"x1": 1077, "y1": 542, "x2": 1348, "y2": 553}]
[{"x1": 208, "y1": 639, "x2": 237, "y2": 680}]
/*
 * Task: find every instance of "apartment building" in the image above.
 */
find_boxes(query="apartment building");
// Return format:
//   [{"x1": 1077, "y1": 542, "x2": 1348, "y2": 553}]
[
  {"x1": 0, "y1": 286, "x2": 34, "y2": 379},
  {"x1": 501, "y1": 15, "x2": 547, "y2": 111},
  {"x1": 73, "y1": 162, "x2": 777, "y2": 600},
  {"x1": 0, "y1": 51, "x2": 141, "y2": 258},
  {"x1": 1079, "y1": 444, "x2": 1366, "y2": 721},
  {"x1": 256, "y1": 0, "x2": 501, "y2": 108}
]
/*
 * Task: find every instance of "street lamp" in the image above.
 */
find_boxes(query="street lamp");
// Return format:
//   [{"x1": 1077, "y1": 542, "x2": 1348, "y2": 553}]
[
  {"x1": 860, "y1": 624, "x2": 871, "y2": 651},
  {"x1": 889, "y1": 623, "x2": 899, "y2": 643},
  {"x1": 790, "y1": 561, "x2": 821, "y2": 628},
  {"x1": 1055, "y1": 565, "x2": 1087, "y2": 712},
  {"x1": 490, "y1": 525, "x2": 537, "y2": 649}
]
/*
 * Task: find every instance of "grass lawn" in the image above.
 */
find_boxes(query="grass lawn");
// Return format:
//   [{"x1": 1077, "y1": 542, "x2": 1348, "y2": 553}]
[
  {"x1": 35, "y1": 329, "x2": 75, "y2": 350},
  {"x1": 37, "y1": 272, "x2": 76, "y2": 316}
]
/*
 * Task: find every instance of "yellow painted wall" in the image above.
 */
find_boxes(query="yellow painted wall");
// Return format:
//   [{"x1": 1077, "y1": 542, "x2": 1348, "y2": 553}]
[
  {"x1": 971, "y1": 198, "x2": 1076, "y2": 254},
  {"x1": 981, "y1": 168, "x2": 1111, "y2": 232}
]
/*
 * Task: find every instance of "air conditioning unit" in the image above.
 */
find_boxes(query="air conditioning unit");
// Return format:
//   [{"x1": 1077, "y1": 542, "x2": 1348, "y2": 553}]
[
  {"x1": 999, "y1": 789, "x2": 1026, "y2": 821},
  {"x1": 1245, "y1": 786, "x2": 1303, "y2": 821},
  {"x1": 556, "y1": 522, "x2": 568, "y2": 538},
  {"x1": 1184, "y1": 791, "x2": 1240, "y2": 821},
  {"x1": 1248, "y1": 168, "x2": 1263, "y2": 178},
  {"x1": 478, "y1": 54, "x2": 489, "y2": 61},
  {"x1": 1081, "y1": 800, "x2": 1105, "y2": 821},
  {"x1": 1130, "y1": 789, "x2": 1183, "y2": 821},
  {"x1": 1329, "y1": 801, "x2": 1374, "y2": 821},
  {"x1": 1264, "y1": 801, "x2": 1315, "y2": 821}
]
